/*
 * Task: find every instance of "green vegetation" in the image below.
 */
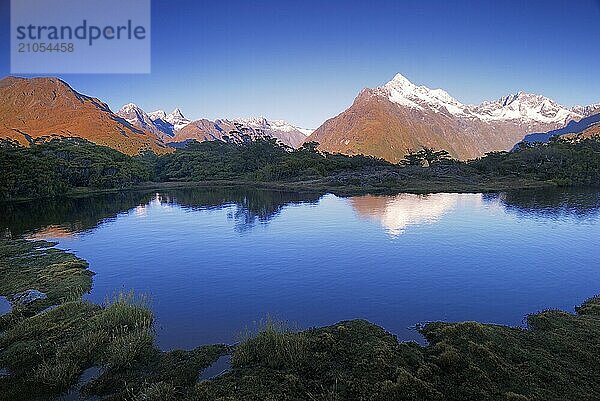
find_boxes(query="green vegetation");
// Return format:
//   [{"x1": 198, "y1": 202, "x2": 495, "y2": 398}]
[
  {"x1": 469, "y1": 137, "x2": 600, "y2": 187},
  {"x1": 0, "y1": 238, "x2": 93, "y2": 328},
  {"x1": 2, "y1": 136, "x2": 597, "y2": 201},
  {"x1": 2, "y1": 237, "x2": 600, "y2": 400},
  {"x1": 0, "y1": 138, "x2": 152, "y2": 200},
  {"x1": 154, "y1": 139, "x2": 387, "y2": 182},
  {"x1": 1, "y1": 136, "x2": 599, "y2": 400},
  {"x1": 233, "y1": 318, "x2": 309, "y2": 370},
  {"x1": 0, "y1": 238, "x2": 227, "y2": 401},
  {"x1": 196, "y1": 298, "x2": 600, "y2": 401}
]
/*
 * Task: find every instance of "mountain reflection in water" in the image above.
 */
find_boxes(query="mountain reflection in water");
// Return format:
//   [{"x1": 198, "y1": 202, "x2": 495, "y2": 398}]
[
  {"x1": 0, "y1": 187, "x2": 598, "y2": 349},
  {"x1": 350, "y1": 193, "x2": 460, "y2": 236}
]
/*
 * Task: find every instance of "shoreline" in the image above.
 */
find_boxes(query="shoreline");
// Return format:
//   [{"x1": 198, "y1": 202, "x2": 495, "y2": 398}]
[
  {"x1": 0, "y1": 176, "x2": 568, "y2": 203},
  {"x1": 2, "y1": 237, "x2": 600, "y2": 400}
]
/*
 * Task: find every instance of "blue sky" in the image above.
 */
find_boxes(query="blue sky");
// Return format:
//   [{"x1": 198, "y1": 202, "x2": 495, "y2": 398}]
[{"x1": 0, "y1": 0, "x2": 599, "y2": 128}]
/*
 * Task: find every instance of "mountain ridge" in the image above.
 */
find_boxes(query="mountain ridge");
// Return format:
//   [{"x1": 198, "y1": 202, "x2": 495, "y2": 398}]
[
  {"x1": 0, "y1": 77, "x2": 168, "y2": 155},
  {"x1": 306, "y1": 73, "x2": 599, "y2": 162},
  {"x1": 117, "y1": 103, "x2": 311, "y2": 148}
]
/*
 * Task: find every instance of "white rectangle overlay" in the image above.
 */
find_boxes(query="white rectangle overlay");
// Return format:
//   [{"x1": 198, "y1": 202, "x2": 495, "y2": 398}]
[{"x1": 10, "y1": 0, "x2": 151, "y2": 74}]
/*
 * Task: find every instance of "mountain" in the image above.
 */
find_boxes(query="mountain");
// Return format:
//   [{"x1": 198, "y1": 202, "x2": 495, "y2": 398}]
[
  {"x1": 0, "y1": 77, "x2": 168, "y2": 155},
  {"x1": 117, "y1": 104, "x2": 190, "y2": 140},
  {"x1": 233, "y1": 117, "x2": 311, "y2": 148},
  {"x1": 116, "y1": 103, "x2": 165, "y2": 137},
  {"x1": 173, "y1": 117, "x2": 311, "y2": 148},
  {"x1": 119, "y1": 103, "x2": 309, "y2": 148},
  {"x1": 147, "y1": 108, "x2": 191, "y2": 136},
  {"x1": 580, "y1": 123, "x2": 600, "y2": 138},
  {"x1": 571, "y1": 104, "x2": 600, "y2": 117},
  {"x1": 521, "y1": 112, "x2": 600, "y2": 144},
  {"x1": 307, "y1": 73, "x2": 595, "y2": 162}
]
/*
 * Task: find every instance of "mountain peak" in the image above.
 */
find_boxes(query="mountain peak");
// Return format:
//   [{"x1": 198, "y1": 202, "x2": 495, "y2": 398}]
[
  {"x1": 164, "y1": 108, "x2": 190, "y2": 131},
  {"x1": 380, "y1": 73, "x2": 466, "y2": 115},
  {"x1": 119, "y1": 103, "x2": 143, "y2": 113},
  {"x1": 0, "y1": 76, "x2": 165, "y2": 155},
  {"x1": 387, "y1": 73, "x2": 416, "y2": 89},
  {"x1": 170, "y1": 108, "x2": 185, "y2": 119}
]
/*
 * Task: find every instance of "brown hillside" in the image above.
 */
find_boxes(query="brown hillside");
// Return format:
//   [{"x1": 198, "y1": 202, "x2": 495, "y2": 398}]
[{"x1": 0, "y1": 76, "x2": 169, "y2": 155}]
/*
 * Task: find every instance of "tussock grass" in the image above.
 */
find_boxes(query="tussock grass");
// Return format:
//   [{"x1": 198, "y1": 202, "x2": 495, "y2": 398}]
[
  {"x1": 97, "y1": 291, "x2": 153, "y2": 335},
  {"x1": 0, "y1": 238, "x2": 227, "y2": 401},
  {"x1": 0, "y1": 291, "x2": 157, "y2": 399},
  {"x1": 233, "y1": 318, "x2": 308, "y2": 370},
  {"x1": 128, "y1": 381, "x2": 179, "y2": 401}
]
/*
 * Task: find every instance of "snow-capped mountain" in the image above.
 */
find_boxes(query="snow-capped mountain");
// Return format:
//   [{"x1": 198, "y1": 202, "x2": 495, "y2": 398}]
[
  {"x1": 118, "y1": 104, "x2": 309, "y2": 148},
  {"x1": 164, "y1": 108, "x2": 191, "y2": 131},
  {"x1": 117, "y1": 103, "x2": 161, "y2": 134},
  {"x1": 118, "y1": 105, "x2": 192, "y2": 140},
  {"x1": 233, "y1": 117, "x2": 312, "y2": 147},
  {"x1": 307, "y1": 73, "x2": 599, "y2": 162},
  {"x1": 174, "y1": 117, "x2": 311, "y2": 148},
  {"x1": 379, "y1": 73, "x2": 581, "y2": 126},
  {"x1": 571, "y1": 104, "x2": 600, "y2": 118},
  {"x1": 147, "y1": 108, "x2": 191, "y2": 136}
]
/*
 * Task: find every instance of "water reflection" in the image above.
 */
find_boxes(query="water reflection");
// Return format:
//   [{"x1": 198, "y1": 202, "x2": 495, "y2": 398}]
[
  {"x1": 486, "y1": 189, "x2": 600, "y2": 220},
  {"x1": 350, "y1": 193, "x2": 459, "y2": 236},
  {"x1": 0, "y1": 187, "x2": 321, "y2": 239},
  {"x1": 0, "y1": 187, "x2": 597, "y2": 349},
  {"x1": 150, "y1": 188, "x2": 321, "y2": 233},
  {"x1": 1, "y1": 192, "x2": 154, "y2": 238}
]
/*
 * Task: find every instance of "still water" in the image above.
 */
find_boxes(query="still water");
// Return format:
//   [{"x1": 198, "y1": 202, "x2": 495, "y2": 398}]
[{"x1": 2, "y1": 188, "x2": 599, "y2": 350}]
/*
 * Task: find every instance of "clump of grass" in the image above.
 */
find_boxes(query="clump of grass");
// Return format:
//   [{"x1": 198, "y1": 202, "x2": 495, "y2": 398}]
[
  {"x1": 128, "y1": 381, "x2": 179, "y2": 401},
  {"x1": 102, "y1": 330, "x2": 155, "y2": 370},
  {"x1": 96, "y1": 291, "x2": 153, "y2": 336},
  {"x1": 0, "y1": 290, "x2": 157, "y2": 400},
  {"x1": 94, "y1": 291, "x2": 156, "y2": 370},
  {"x1": 32, "y1": 357, "x2": 80, "y2": 391},
  {"x1": 232, "y1": 317, "x2": 308, "y2": 370},
  {"x1": 0, "y1": 300, "x2": 99, "y2": 397}
]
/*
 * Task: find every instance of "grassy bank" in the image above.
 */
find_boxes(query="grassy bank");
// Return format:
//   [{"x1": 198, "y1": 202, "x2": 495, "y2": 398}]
[
  {"x1": 1, "y1": 237, "x2": 600, "y2": 400},
  {"x1": 0, "y1": 239, "x2": 227, "y2": 401}
]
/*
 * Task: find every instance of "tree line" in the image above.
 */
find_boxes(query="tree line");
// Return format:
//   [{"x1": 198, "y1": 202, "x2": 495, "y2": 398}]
[{"x1": 0, "y1": 135, "x2": 598, "y2": 200}]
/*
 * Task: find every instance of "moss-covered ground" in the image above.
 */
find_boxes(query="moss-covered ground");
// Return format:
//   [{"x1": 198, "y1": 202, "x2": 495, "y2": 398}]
[
  {"x1": 0, "y1": 239, "x2": 227, "y2": 401},
  {"x1": 1, "y1": 238, "x2": 599, "y2": 401}
]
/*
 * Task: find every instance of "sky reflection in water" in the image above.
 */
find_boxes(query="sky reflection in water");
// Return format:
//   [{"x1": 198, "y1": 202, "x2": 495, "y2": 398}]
[{"x1": 4, "y1": 188, "x2": 599, "y2": 350}]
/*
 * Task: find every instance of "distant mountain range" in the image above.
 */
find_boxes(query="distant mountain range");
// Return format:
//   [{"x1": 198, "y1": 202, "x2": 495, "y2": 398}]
[
  {"x1": 0, "y1": 75, "x2": 597, "y2": 159},
  {"x1": 116, "y1": 103, "x2": 190, "y2": 141},
  {"x1": 173, "y1": 117, "x2": 310, "y2": 148},
  {"x1": 307, "y1": 73, "x2": 599, "y2": 162},
  {"x1": 115, "y1": 103, "x2": 310, "y2": 148},
  {"x1": 0, "y1": 76, "x2": 312, "y2": 155}
]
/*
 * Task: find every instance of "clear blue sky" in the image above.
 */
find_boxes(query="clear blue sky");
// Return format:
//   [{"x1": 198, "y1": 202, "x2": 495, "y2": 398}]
[{"x1": 0, "y1": 0, "x2": 599, "y2": 128}]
